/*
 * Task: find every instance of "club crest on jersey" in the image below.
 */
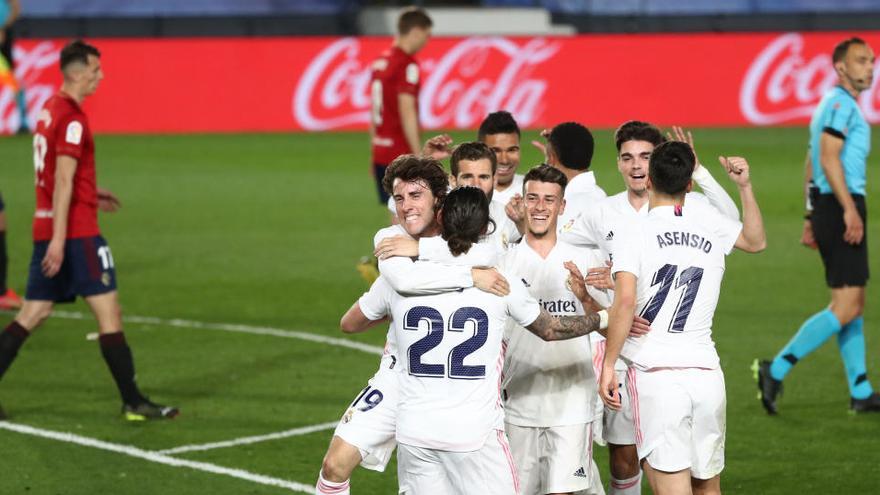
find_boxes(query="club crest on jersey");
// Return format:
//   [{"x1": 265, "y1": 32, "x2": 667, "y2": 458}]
[
  {"x1": 561, "y1": 218, "x2": 575, "y2": 232},
  {"x1": 101, "y1": 272, "x2": 112, "y2": 287},
  {"x1": 342, "y1": 408, "x2": 355, "y2": 424},
  {"x1": 66, "y1": 121, "x2": 83, "y2": 145}
]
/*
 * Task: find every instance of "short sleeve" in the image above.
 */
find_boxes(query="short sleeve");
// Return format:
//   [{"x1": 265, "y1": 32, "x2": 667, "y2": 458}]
[
  {"x1": 359, "y1": 276, "x2": 394, "y2": 321},
  {"x1": 610, "y1": 223, "x2": 642, "y2": 279},
  {"x1": 55, "y1": 117, "x2": 85, "y2": 159},
  {"x1": 821, "y1": 95, "x2": 856, "y2": 140},
  {"x1": 397, "y1": 62, "x2": 419, "y2": 95},
  {"x1": 504, "y1": 273, "x2": 541, "y2": 328},
  {"x1": 706, "y1": 209, "x2": 742, "y2": 255}
]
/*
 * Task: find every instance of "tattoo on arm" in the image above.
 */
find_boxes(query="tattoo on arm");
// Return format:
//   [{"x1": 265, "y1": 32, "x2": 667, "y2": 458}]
[{"x1": 526, "y1": 309, "x2": 600, "y2": 341}]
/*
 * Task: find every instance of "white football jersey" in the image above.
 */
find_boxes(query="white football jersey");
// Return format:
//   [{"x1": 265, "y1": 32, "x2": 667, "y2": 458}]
[
  {"x1": 492, "y1": 173, "x2": 525, "y2": 206},
  {"x1": 488, "y1": 198, "x2": 521, "y2": 251},
  {"x1": 357, "y1": 276, "x2": 397, "y2": 370},
  {"x1": 385, "y1": 274, "x2": 541, "y2": 452},
  {"x1": 499, "y1": 240, "x2": 597, "y2": 427},
  {"x1": 612, "y1": 204, "x2": 742, "y2": 370},
  {"x1": 556, "y1": 171, "x2": 606, "y2": 239}
]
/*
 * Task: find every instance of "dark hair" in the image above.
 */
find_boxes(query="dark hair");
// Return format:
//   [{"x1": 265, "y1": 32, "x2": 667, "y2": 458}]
[
  {"x1": 614, "y1": 120, "x2": 666, "y2": 152},
  {"x1": 60, "y1": 40, "x2": 100, "y2": 72},
  {"x1": 523, "y1": 164, "x2": 568, "y2": 194},
  {"x1": 382, "y1": 154, "x2": 449, "y2": 204},
  {"x1": 648, "y1": 141, "x2": 695, "y2": 196},
  {"x1": 441, "y1": 187, "x2": 491, "y2": 256},
  {"x1": 832, "y1": 37, "x2": 867, "y2": 64},
  {"x1": 398, "y1": 7, "x2": 433, "y2": 35},
  {"x1": 547, "y1": 122, "x2": 594, "y2": 171},
  {"x1": 450, "y1": 141, "x2": 497, "y2": 176},
  {"x1": 477, "y1": 111, "x2": 521, "y2": 140}
]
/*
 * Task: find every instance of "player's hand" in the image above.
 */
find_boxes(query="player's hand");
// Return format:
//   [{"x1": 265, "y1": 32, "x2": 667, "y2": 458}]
[
  {"x1": 629, "y1": 315, "x2": 652, "y2": 337},
  {"x1": 800, "y1": 220, "x2": 818, "y2": 249},
  {"x1": 97, "y1": 187, "x2": 121, "y2": 212},
  {"x1": 421, "y1": 134, "x2": 453, "y2": 161},
  {"x1": 505, "y1": 194, "x2": 525, "y2": 224},
  {"x1": 599, "y1": 365, "x2": 622, "y2": 410},
  {"x1": 41, "y1": 239, "x2": 65, "y2": 277},
  {"x1": 374, "y1": 236, "x2": 419, "y2": 260},
  {"x1": 719, "y1": 156, "x2": 751, "y2": 187},
  {"x1": 843, "y1": 207, "x2": 865, "y2": 245},
  {"x1": 472, "y1": 268, "x2": 510, "y2": 296},
  {"x1": 585, "y1": 260, "x2": 613, "y2": 290},
  {"x1": 531, "y1": 128, "x2": 551, "y2": 161},
  {"x1": 668, "y1": 126, "x2": 701, "y2": 170}
]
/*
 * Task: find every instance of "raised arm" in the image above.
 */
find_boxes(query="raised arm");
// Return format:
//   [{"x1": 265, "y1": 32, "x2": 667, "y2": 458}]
[{"x1": 720, "y1": 157, "x2": 766, "y2": 253}]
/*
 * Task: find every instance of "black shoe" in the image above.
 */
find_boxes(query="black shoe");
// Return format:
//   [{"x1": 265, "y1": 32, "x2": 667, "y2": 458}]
[
  {"x1": 753, "y1": 359, "x2": 783, "y2": 415},
  {"x1": 122, "y1": 399, "x2": 179, "y2": 421},
  {"x1": 850, "y1": 393, "x2": 880, "y2": 413}
]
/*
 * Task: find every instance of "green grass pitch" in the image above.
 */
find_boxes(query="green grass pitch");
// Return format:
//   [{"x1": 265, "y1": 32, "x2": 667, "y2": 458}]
[{"x1": 0, "y1": 128, "x2": 877, "y2": 493}]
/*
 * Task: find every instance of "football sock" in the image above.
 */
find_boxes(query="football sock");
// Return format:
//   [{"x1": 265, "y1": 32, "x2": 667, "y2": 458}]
[
  {"x1": 99, "y1": 332, "x2": 147, "y2": 405},
  {"x1": 770, "y1": 309, "x2": 841, "y2": 381},
  {"x1": 611, "y1": 473, "x2": 642, "y2": 495},
  {"x1": 16, "y1": 90, "x2": 28, "y2": 130},
  {"x1": 837, "y1": 317, "x2": 873, "y2": 400},
  {"x1": 316, "y1": 471, "x2": 350, "y2": 495},
  {"x1": 0, "y1": 231, "x2": 8, "y2": 293},
  {"x1": 0, "y1": 321, "x2": 29, "y2": 380}
]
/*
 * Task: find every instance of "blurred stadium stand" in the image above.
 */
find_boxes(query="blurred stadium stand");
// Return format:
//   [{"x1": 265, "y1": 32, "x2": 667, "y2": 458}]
[{"x1": 12, "y1": 0, "x2": 880, "y2": 37}]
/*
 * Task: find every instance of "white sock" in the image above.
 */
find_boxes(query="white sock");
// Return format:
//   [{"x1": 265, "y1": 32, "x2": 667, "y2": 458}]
[
  {"x1": 610, "y1": 472, "x2": 641, "y2": 495},
  {"x1": 316, "y1": 470, "x2": 351, "y2": 495}
]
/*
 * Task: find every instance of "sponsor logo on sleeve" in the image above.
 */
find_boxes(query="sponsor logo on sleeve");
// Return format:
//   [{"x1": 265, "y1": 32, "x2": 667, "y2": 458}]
[{"x1": 66, "y1": 121, "x2": 83, "y2": 145}]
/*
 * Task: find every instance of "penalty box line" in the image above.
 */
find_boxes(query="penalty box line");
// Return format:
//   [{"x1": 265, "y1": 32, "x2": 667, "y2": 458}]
[
  {"x1": 157, "y1": 420, "x2": 339, "y2": 455},
  {"x1": 47, "y1": 309, "x2": 384, "y2": 356},
  {"x1": 0, "y1": 420, "x2": 316, "y2": 494}
]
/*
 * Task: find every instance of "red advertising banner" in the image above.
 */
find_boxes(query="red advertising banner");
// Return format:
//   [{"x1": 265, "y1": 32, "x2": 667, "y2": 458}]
[{"x1": 2, "y1": 32, "x2": 879, "y2": 134}]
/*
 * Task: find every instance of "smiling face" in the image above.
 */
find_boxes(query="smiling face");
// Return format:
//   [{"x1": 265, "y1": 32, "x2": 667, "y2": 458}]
[
  {"x1": 452, "y1": 158, "x2": 495, "y2": 201},
  {"x1": 483, "y1": 132, "x2": 520, "y2": 188},
  {"x1": 392, "y1": 178, "x2": 439, "y2": 238},
  {"x1": 523, "y1": 179, "x2": 565, "y2": 238},
  {"x1": 617, "y1": 139, "x2": 654, "y2": 194}
]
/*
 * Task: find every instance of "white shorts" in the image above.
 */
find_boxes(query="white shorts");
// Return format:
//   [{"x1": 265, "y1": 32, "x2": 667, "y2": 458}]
[
  {"x1": 398, "y1": 430, "x2": 519, "y2": 495},
  {"x1": 591, "y1": 341, "x2": 636, "y2": 446},
  {"x1": 506, "y1": 422, "x2": 594, "y2": 494},
  {"x1": 332, "y1": 366, "x2": 398, "y2": 472},
  {"x1": 629, "y1": 367, "x2": 726, "y2": 480}
]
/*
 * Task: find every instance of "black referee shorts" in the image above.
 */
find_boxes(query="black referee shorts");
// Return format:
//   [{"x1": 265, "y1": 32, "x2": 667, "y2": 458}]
[{"x1": 811, "y1": 192, "x2": 869, "y2": 288}]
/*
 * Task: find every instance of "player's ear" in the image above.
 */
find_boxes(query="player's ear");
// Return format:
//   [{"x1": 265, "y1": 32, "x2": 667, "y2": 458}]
[
  {"x1": 834, "y1": 59, "x2": 846, "y2": 77},
  {"x1": 686, "y1": 179, "x2": 693, "y2": 193},
  {"x1": 646, "y1": 176, "x2": 653, "y2": 191},
  {"x1": 558, "y1": 198, "x2": 566, "y2": 216},
  {"x1": 448, "y1": 174, "x2": 457, "y2": 188}
]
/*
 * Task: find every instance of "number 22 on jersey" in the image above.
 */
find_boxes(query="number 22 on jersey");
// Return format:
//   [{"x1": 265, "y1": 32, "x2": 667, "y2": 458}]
[{"x1": 404, "y1": 306, "x2": 489, "y2": 380}]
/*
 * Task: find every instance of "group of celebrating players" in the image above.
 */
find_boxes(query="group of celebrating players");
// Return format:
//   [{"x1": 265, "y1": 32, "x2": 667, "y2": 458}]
[
  {"x1": 0, "y1": 5, "x2": 874, "y2": 495},
  {"x1": 315, "y1": 8, "x2": 769, "y2": 495}
]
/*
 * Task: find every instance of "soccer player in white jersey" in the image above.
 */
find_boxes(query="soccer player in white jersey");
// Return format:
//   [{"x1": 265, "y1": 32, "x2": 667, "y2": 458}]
[
  {"x1": 563, "y1": 122, "x2": 740, "y2": 495},
  {"x1": 376, "y1": 142, "x2": 522, "y2": 261},
  {"x1": 479, "y1": 111, "x2": 525, "y2": 205},
  {"x1": 599, "y1": 142, "x2": 766, "y2": 495},
  {"x1": 376, "y1": 186, "x2": 611, "y2": 494},
  {"x1": 500, "y1": 164, "x2": 618, "y2": 495},
  {"x1": 317, "y1": 155, "x2": 508, "y2": 495}
]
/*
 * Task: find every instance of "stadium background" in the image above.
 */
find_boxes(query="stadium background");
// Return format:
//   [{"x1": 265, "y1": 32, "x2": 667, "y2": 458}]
[{"x1": 0, "y1": 1, "x2": 878, "y2": 493}]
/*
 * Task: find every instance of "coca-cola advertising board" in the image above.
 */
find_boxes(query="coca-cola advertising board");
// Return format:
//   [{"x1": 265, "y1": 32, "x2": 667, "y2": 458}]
[{"x1": 2, "y1": 32, "x2": 880, "y2": 134}]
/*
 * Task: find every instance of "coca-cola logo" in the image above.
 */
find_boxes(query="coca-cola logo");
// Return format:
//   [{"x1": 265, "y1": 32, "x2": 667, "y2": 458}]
[
  {"x1": 741, "y1": 33, "x2": 880, "y2": 125},
  {"x1": 0, "y1": 41, "x2": 60, "y2": 134},
  {"x1": 293, "y1": 37, "x2": 559, "y2": 131}
]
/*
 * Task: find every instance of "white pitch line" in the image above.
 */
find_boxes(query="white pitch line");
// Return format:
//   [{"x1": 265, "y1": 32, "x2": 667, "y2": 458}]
[
  {"x1": 47, "y1": 310, "x2": 384, "y2": 356},
  {"x1": 0, "y1": 420, "x2": 315, "y2": 494},
  {"x1": 157, "y1": 421, "x2": 339, "y2": 455}
]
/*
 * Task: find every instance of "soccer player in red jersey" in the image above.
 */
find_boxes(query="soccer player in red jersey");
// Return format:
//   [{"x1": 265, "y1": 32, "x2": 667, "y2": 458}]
[
  {"x1": 0, "y1": 40, "x2": 177, "y2": 421},
  {"x1": 368, "y1": 7, "x2": 432, "y2": 205}
]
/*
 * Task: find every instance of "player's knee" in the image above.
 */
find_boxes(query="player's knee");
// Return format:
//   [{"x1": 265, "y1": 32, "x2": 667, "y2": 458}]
[
  {"x1": 321, "y1": 452, "x2": 354, "y2": 483},
  {"x1": 610, "y1": 449, "x2": 640, "y2": 478},
  {"x1": 16, "y1": 303, "x2": 52, "y2": 330}
]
